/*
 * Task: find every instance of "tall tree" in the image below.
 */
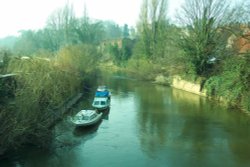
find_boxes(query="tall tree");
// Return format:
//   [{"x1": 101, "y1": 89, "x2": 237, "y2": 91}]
[
  {"x1": 136, "y1": 0, "x2": 168, "y2": 60},
  {"x1": 122, "y1": 24, "x2": 130, "y2": 38},
  {"x1": 14, "y1": 30, "x2": 38, "y2": 55},
  {"x1": 74, "y1": 15, "x2": 104, "y2": 44},
  {"x1": 177, "y1": 0, "x2": 247, "y2": 76},
  {"x1": 46, "y1": 3, "x2": 77, "y2": 49}
]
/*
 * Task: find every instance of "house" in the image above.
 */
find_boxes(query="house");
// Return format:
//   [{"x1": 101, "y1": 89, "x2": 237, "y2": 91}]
[
  {"x1": 235, "y1": 31, "x2": 250, "y2": 53},
  {"x1": 227, "y1": 26, "x2": 250, "y2": 54}
]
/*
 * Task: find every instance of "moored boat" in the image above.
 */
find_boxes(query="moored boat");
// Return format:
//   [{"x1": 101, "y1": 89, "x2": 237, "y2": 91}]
[
  {"x1": 95, "y1": 85, "x2": 111, "y2": 97},
  {"x1": 71, "y1": 110, "x2": 102, "y2": 127},
  {"x1": 92, "y1": 97, "x2": 110, "y2": 110},
  {"x1": 92, "y1": 85, "x2": 111, "y2": 110}
]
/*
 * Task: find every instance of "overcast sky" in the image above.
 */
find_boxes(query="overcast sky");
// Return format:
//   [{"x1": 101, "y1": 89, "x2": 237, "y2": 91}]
[{"x1": 0, "y1": 0, "x2": 183, "y2": 38}]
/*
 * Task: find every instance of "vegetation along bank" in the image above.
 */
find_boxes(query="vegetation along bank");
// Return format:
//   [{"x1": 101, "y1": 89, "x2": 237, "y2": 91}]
[{"x1": 0, "y1": 0, "x2": 250, "y2": 157}]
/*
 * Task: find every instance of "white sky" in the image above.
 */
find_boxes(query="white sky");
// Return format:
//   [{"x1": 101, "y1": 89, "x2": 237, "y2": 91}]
[{"x1": 0, "y1": 0, "x2": 183, "y2": 38}]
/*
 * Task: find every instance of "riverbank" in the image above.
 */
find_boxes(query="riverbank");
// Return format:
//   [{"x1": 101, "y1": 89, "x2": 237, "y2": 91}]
[
  {"x1": 0, "y1": 51, "x2": 99, "y2": 158},
  {"x1": 102, "y1": 65, "x2": 206, "y2": 96},
  {"x1": 101, "y1": 64, "x2": 249, "y2": 113},
  {"x1": 0, "y1": 93, "x2": 83, "y2": 159},
  {"x1": 48, "y1": 93, "x2": 83, "y2": 128},
  {"x1": 153, "y1": 74, "x2": 207, "y2": 97},
  {"x1": 154, "y1": 73, "x2": 250, "y2": 113}
]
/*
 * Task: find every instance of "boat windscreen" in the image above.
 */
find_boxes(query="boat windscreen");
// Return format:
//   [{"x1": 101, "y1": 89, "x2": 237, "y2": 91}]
[
  {"x1": 101, "y1": 101, "x2": 106, "y2": 105},
  {"x1": 94, "y1": 101, "x2": 100, "y2": 105},
  {"x1": 83, "y1": 116, "x2": 90, "y2": 120}
]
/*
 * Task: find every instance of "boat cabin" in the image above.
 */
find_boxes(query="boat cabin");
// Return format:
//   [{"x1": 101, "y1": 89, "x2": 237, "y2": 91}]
[{"x1": 92, "y1": 97, "x2": 110, "y2": 110}]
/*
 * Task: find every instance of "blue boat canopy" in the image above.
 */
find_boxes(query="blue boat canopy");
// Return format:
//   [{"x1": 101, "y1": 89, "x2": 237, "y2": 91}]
[{"x1": 95, "y1": 90, "x2": 109, "y2": 97}]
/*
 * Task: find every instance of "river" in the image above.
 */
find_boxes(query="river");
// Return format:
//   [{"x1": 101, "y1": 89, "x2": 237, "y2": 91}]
[{"x1": 1, "y1": 73, "x2": 250, "y2": 167}]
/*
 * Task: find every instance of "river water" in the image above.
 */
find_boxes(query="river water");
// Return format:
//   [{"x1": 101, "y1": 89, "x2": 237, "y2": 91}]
[{"x1": 1, "y1": 73, "x2": 250, "y2": 167}]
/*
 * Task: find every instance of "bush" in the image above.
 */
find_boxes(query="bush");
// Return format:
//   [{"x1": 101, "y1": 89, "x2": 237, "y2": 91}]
[
  {"x1": 0, "y1": 44, "x2": 99, "y2": 154},
  {"x1": 205, "y1": 55, "x2": 250, "y2": 111},
  {"x1": 127, "y1": 58, "x2": 161, "y2": 80},
  {"x1": 56, "y1": 44, "x2": 99, "y2": 74},
  {"x1": 1, "y1": 57, "x2": 81, "y2": 150}
]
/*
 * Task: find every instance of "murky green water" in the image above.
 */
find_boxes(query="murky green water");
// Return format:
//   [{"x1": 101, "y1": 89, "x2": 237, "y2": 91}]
[{"x1": 1, "y1": 73, "x2": 250, "y2": 167}]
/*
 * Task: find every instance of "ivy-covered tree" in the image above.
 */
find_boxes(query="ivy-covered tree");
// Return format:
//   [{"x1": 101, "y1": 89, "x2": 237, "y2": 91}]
[{"x1": 177, "y1": 0, "x2": 248, "y2": 76}]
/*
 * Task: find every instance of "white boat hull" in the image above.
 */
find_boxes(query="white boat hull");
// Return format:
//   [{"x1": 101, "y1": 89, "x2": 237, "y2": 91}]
[{"x1": 71, "y1": 110, "x2": 102, "y2": 127}]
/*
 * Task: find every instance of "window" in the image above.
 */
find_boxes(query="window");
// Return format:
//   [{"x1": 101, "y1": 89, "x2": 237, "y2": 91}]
[
  {"x1": 94, "y1": 101, "x2": 100, "y2": 105},
  {"x1": 83, "y1": 116, "x2": 90, "y2": 120}
]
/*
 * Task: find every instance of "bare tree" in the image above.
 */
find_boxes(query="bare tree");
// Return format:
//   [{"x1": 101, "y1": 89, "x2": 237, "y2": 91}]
[{"x1": 46, "y1": 3, "x2": 76, "y2": 49}]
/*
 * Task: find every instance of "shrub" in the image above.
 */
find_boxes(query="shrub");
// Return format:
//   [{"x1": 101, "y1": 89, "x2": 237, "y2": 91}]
[
  {"x1": 127, "y1": 58, "x2": 161, "y2": 80},
  {"x1": 205, "y1": 55, "x2": 250, "y2": 111},
  {"x1": 1, "y1": 57, "x2": 81, "y2": 149},
  {"x1": 56, "y1": 44, "x2": 98, "y2": 75},
  {"x1": 0, "y1": 44, "x2": 99, "y2": 154}
]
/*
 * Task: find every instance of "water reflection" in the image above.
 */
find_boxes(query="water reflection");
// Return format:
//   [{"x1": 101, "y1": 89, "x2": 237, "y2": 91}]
[
  {"x1": 135, "y1": 84, "x2": 169, "y2": 157},
  {"x1": 101, "y1": 108, "x2": 110, "y2": 120},
  {"x1": 73, "y1": 120, "x2": 102, "y2": 137},
  {"x1": 226, "y1": 112, "x2": 250, "y2": 165},
  {"x1": 135, "y1": 84, "x2": 250, "y2": 166}
]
